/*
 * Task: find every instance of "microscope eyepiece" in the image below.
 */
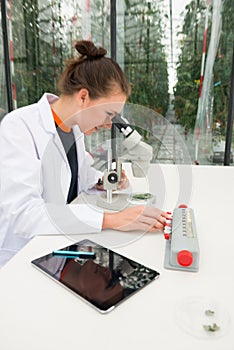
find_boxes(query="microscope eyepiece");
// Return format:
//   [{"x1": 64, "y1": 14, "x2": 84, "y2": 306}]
[{"x1": 112, "y1": 114, "x2": 134, "y2": 137}]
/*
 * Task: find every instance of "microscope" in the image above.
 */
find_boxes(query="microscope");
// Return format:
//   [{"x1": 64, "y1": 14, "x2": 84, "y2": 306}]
[{"x1": 96, "y1": 113, "x2": 153, "y2": 210}]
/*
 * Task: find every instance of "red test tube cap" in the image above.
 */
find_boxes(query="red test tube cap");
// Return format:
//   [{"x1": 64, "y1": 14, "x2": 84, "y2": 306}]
[{"x1": 177, "y1": 250, "x2": 193, "y2": 267}]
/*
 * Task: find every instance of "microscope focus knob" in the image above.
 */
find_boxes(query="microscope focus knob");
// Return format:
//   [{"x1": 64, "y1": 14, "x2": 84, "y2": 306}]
[
  {"x1": 177, "y1": 250, "x2": 193, "y2": 267},
  {"x1": 107, "y1": 172, "x2": 118, "y2": 184}
]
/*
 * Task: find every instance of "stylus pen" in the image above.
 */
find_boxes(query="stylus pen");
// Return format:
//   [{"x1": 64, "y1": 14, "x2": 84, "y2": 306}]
[{"x1": 52, "y1": 250, "x2": 96, "y2": 259}]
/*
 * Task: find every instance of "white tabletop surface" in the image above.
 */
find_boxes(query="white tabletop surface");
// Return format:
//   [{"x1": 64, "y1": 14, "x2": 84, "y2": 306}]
[{"x1": 0, "y1": 164, "x2": 234, "y2": 350}]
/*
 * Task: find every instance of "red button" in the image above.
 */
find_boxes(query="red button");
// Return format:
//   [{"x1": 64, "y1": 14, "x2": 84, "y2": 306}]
[
  {"x1": 177, "y1": 250, "x2": 193, "y2": 266},
  {"x1": 178, "y1": 204, "x2": 188, "y2": 208}
]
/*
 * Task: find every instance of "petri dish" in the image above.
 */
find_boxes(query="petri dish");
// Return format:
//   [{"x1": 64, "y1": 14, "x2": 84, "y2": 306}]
[
  {"x1": 174, "y1": 296, "x2": 231, "y2": 339},
  {"x1": 128, "y1": 192, "x2": 156, "y2": 205}
]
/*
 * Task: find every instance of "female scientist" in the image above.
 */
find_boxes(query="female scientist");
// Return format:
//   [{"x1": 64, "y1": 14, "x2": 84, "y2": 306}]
[{"x1": 0, "y1": 40, "x2": 168, "y2": 267}]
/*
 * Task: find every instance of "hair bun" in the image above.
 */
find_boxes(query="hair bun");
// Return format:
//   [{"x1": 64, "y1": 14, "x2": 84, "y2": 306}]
[{"x1": 75, "y1": 40, "x2": 107, "y2": 59}]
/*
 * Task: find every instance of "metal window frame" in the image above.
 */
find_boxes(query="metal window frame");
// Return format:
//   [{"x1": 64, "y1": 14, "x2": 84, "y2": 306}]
[
  {"x1": 1, "y1": 0, "x2": 13, "y2": 112},
  {"x1": 110, "y1": 0, "x2": 117, "y2": 161},
  {"x1": 224, "y1": 44, "x2": 234, "y2": 166}
]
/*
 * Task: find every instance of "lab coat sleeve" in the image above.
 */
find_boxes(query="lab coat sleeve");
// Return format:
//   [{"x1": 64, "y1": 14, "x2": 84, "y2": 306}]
[
  {"x1": 79, "y1": 150, "x2": 103, "y2": 192},
  {"x1": 0, "y1": 117, "x2": 104, "y2": 239},
  {"x1": 73, "y1": 128, "x2": 103, "y2": 193}
]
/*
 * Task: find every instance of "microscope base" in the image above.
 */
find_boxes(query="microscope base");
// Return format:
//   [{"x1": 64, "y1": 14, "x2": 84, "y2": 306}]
[{"x1": 96, "y1": 193, "x2": 131, "y2": 211}]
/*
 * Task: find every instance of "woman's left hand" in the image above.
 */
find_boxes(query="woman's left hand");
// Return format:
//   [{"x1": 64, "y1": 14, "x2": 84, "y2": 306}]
[{"x1": 117, "y1": 169, "x2": 129, "y2": 190}]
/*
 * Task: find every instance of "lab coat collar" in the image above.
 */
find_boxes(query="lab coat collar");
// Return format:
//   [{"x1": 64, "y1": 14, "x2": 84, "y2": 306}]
[
  {"x1": 37, "y1": 93, "x2": 84, "y2": 140},
  {"x1": 37, "y1": 93, "x2": 86, "y2": 179},
  {"x1": 37, "y1": 93, "x2": 59, "y2": 134},
  {"x1": 37, "y1": 93, "x2": 71, "y2": 173},
  {"x1": 72, "y1": 124, "x2": 83, "y2": 141}
]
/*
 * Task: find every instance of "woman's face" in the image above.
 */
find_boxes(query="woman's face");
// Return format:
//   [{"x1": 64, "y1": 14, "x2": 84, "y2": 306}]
[{"x1": 76, "y1": 91, "x2": 126, "y2": 135}]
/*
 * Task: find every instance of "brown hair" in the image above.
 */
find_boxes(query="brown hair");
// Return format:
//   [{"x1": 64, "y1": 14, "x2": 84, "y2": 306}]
[{"x1": 58, "y1": 40, "x2": 131, "y2": 99}]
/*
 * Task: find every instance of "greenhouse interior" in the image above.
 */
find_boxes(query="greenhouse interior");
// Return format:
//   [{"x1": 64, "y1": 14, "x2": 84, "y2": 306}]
[{"x1": 1, "y1": 0, "x2": 234, "y2": 166}]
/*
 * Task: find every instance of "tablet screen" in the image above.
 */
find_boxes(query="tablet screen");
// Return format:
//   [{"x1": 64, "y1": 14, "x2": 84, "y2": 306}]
[{"x1": 31, "y1": 239, "x2": 160, "y2": 313}]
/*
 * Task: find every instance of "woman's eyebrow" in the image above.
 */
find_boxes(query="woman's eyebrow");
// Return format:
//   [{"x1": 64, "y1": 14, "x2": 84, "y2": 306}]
[{"x1": 105, "y1": 111, "x2": 115, "y2": 117}]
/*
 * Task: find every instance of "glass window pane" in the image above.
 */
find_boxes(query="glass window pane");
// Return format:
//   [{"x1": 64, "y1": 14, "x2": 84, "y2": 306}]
[
  {"x1": 9, "y1": 0, "x2": 110, "y2": 108},
  {"x1": 1, "y1": 0, "x2": 233, "y2": 165},
  {"x1": 173, "y1": 0, "x2": 234, "y2": 165},
  {"x1": 0, "y1": 4, "x2": 8, "y2": 120}
]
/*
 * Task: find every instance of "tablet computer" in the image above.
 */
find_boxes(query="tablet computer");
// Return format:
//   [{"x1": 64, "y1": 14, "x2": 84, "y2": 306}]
[{"x1": 31, "y1": 239, "x2": 160, "y2": 313}]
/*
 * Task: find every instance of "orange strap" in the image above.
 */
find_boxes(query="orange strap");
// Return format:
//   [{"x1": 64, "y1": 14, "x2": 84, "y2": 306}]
[{"x1": 51, "y1": 108, "x2": 71, "y2": 133}]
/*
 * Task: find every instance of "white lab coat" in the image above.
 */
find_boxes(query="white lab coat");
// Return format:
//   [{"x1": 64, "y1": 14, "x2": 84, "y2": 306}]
[{"x1": 0, "y1": 93, "x2": 104, "y2": 267}]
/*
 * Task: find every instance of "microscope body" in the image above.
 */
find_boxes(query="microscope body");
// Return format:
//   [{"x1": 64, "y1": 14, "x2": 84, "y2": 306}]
[
  {"x1": 121, "y1": 130, "x2": 153, "y2": 177},
  {"x1": 97, "y1": 114, "x2": 153, "y2": 210}
]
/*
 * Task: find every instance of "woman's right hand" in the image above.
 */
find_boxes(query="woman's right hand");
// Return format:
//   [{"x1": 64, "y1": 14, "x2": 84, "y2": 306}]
[{"x1": 102, "y1": 205, "x2": 168, "y2": 232}]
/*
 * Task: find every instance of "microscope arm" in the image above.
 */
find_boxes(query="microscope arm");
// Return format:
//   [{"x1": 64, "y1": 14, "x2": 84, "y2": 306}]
[
  {"x1": 112, "y1": 114, "x2": 153, "y2": 178},
  {"x1": 122, "y1": 130, "x2": 153, "y2": 177}
]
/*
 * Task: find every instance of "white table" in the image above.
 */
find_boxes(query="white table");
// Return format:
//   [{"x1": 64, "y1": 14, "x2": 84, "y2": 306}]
[{"x1": 0, "y1": 164, "x2": 234, "y2": 350}]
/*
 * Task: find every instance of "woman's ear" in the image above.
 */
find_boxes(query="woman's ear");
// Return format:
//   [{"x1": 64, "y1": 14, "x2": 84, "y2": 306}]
[{"x1": 77, "y1": 88, "x2": 90, "y2": 107}]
